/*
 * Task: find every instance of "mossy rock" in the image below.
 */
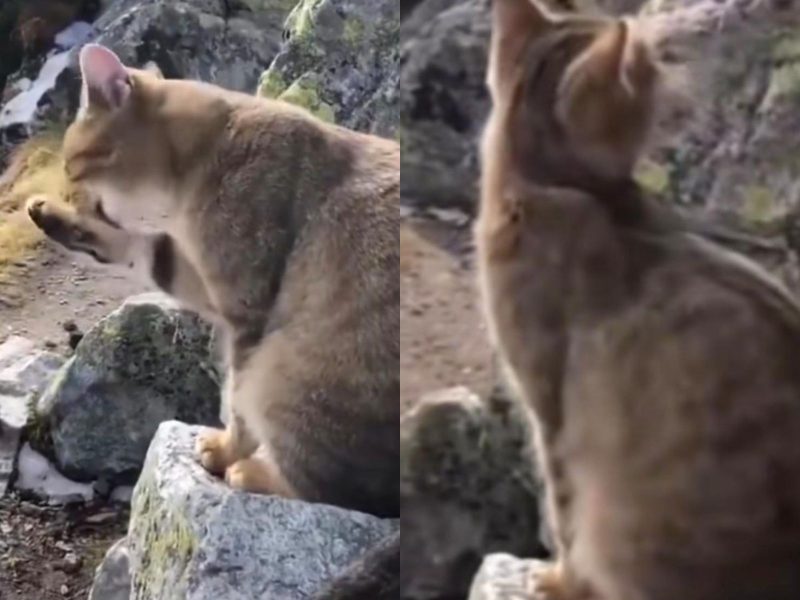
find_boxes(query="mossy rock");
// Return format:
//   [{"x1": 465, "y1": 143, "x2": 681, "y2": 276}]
[
  {"x1": 35, "y1": 293, "x2": 221, "y2": 484},
  {"x1": 257, "y1": 0, "x2": 398, "y2": 138},
  {"x1": 126, "y1": 421, "x2": 397, "y2": 599}
]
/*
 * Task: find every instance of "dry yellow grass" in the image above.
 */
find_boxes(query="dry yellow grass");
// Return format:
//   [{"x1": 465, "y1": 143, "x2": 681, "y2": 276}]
[{"x1": 0, "y1": 132, "x2": 79, "y2": 283}]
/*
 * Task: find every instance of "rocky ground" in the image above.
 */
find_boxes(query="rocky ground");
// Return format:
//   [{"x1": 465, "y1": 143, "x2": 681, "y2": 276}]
[
  {"x1": 0, "y1": 243, "x2": 145, "y2": 351},
  {"x1": 0, "y1": 496, "x2": 128, "y2": 600}
]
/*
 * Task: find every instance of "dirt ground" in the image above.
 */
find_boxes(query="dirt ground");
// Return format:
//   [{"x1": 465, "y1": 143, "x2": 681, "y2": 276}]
[
  {"x1": 400, "y1": 218, "x2": 495, "y2": 411},
  {"x1": 0, "y1": 494, "x2": 129, "y2": 600},
  {"x1": 0, "y1": 240, "x2": 147, "y2": 350}
]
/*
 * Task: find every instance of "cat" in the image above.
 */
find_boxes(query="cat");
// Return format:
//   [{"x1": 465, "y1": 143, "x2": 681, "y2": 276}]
[
  {"x1": 26, "y1": 44, "x2": 399, "y2": 519},
  {"x1": 475, "y1": 1, "x2": 800, "y2": 599}
]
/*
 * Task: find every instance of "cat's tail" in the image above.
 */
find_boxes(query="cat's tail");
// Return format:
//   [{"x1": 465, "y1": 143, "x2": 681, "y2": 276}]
[{"x1": 314, "y1": 530, "x2": 399, "y2": 600}]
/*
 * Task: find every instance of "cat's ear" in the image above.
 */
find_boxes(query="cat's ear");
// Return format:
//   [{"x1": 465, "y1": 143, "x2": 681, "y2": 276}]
[
  {"x1": 556, "y1": 19, "x2": 660, "y2": 177},
  {"x1": 487, "y1": 0, "x2": 555, "y2": 100},
  {"x1": 571, "y1": 19, "x2": 656, "y2": 98},
  {"x1": 79, "y1": 44, "x2": 132, "y2": 112}
]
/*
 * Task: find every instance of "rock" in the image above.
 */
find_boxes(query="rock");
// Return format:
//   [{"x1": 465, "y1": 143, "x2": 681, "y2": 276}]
[
  {"x1": 14, "y1": 442, "x2": 94, "y2": 503},
  {"x1": 258, "y1": 0, "x2": 399, "y2": 138},
  {"x1": 89, "y1": 537, "x2": 131, "y2": 600},
  {"x1": 1, "y1": 0, "x2": 284, "y2": 155},
  {"x1": 127, "y1": 421, "x2": 397, "y2": 600},
  {"x1": 90, "y1": 0, "x2": 281, "y2": 91},
  {"x1": 0, "y1": 335, "x2": 64, "y2": 495},
  {"x1": 36, "y1": 293, "x2": 221, "y2": 483},
  {"x1": 467, "y1": 553, "x2": 551, "y2": 600},
  {"x1": 400, "y1": 0, "x2": 490, "y2": 214},
  {"x1": 400, "y1": 386, "x2": 547, "y2": 600},
  {"x1": 313, "y1": 530, "x2": 399, "y2": 600}
]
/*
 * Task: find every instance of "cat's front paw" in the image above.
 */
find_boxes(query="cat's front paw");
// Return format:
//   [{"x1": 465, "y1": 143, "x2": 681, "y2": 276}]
[
  {"x1": 196, "y1": 427, "x2": 233, "y2": 475},
  {"x1": 26, "y1": 196, "x2": 71, "y2": 238}
]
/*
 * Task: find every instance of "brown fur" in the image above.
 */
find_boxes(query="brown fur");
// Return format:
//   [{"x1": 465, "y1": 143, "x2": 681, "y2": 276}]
[
  {"x1": 476, "y1": 1, "x2": 800, "y2": 598},
  {"x1": 27, "y1": 45, "x2": 399, "y2": 517}
]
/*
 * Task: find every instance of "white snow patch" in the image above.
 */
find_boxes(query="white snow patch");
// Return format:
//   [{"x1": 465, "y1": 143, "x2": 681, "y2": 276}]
[
  {"x1": 15, "y1": 443, "x2": 94, "y2": 504},
  {"x1": 0, "y1": 52, "x2": 71, "y2": 128},
  {"x1": 0, "y1": 21, "x2": 95, "y2": 129}
]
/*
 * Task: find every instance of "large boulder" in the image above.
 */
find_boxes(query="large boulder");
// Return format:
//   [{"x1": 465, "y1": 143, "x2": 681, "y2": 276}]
[
  {"x1": 35, "y1": 293, "x2": 221, "y2": 484},
  {"x1": 257, "y1": 0, "x2": 399, "y2": 138},
  {"x1": 0, "y1": 0, "x2": 285, "y2": 156},
  {"x1": 0, "y1": 335, "x2": 64, "y2": 494},
  {"x1": 401, "y1": 386, "x2": 547, "y2": 600},
  {"x1": 110, "y1": 420, "x2": 398, "y2": 600}
]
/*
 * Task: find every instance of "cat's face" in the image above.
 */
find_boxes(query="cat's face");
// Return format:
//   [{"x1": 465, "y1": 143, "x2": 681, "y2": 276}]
[
  {"x1": 487, "y1": 0, "x2": 661, "y2": 184},
  {"x1": 62, "y1": 46, "x2": 171, "y2": 206}
]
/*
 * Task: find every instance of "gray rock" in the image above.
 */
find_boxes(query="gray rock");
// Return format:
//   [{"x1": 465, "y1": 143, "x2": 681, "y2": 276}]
[
  {"x1": 468, "y1": 553, "x2": 551, "y2": 600},
  {"x1": 401, "y1": 386, "x2": 547, "y2": 600},
  {"x1": 89, "y1": 537, "x2": 132, "y2": 600},
  {"x1": 36, "y1": 293, "x2": 221, "y2": 483},
  {"x1": 258, "y1": 0, "x2": 399, "y2": 138},
  {"x1": 0, "y1": 335, "x2": 64, "y2": 495},
  {"x1": 2, "y1": 0, "x2": 284, "y2": 153},
  {"x1": 92, "y1": 0, "x2": 281, "y2": 91},
  {"x1": 400, "y1": 0, "x2": 490, "y2": 213},
  {"x1": 128, "y1": 420, "x2": 397, "y2": 600}
]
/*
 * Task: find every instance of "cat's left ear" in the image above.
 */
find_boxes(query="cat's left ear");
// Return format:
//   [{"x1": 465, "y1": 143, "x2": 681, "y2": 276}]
[{"x1": 79, "y1": 44, "x2": 132, "y2": 112}]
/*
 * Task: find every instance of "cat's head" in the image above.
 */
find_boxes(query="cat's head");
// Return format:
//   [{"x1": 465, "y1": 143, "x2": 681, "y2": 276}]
[
  {"x1": 486, "y1": 0, "x2": 668, "y2": 187},
  {"x1": 62, "y1": 45, "x2": 171, "y2": 195}
]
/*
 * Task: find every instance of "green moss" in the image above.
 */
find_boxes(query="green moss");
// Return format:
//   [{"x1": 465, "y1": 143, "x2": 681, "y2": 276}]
[
  {"x1": 278, "y1": 78, "x2": 336, "y2": 123},
  {"x1": 343, "y1": 17, "x2": 365, "y2": 46},
  {"x1": 257, "y1": 68, "x2": 287, "y2": 99},
  {"x1": 131, "y1": 482, "x2": 197, "y2": 597},
  {"x1": 741, "y1": 184, "x2": 776, "y2": 224},
  {"x1": 766, "y1": 33, "x2": 800, "y2": 102},
  {"x1": 635, "y1": 160, "x2": 670, "y2": 195},
  {"x1": 286, "y1": 0, "x2": 323, "y2": 39},
  {"x1": 25, "y1": 391, "x2": 53, "y2": 456}
]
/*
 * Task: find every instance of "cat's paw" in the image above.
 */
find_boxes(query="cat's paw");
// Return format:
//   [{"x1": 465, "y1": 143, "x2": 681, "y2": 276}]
[
  {"x1": 26, "y1": 196, "x2": 70, "y2": 238},
  {"x1": 195, "y1": 427, "x2": 233, "y2": 475},
  {"x1": 224, "y1": 458, "x2": 274, "y2": 494},
  {"x1": 529, "y1": 563, "x2": 592, "y2": 600}
]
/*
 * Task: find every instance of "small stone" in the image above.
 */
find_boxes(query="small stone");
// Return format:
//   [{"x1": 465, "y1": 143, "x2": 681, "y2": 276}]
[
  {"x1": 60, "y1": 584, "x2": 69, "y2": 595},
  {"x1": 60, "y1": 552, "x2": 83, "y2": 574},
  {"x1": 62, "y1": 321, "x2": 78, "y2": 333},
  {"x1": 44, "y1": 340, "x2": 58, "y2": 349}
]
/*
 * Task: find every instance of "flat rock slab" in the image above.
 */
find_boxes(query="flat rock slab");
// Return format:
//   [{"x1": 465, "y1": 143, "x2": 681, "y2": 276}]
[
  {"x1": 468, "y1": 553, "x2": 551, "y2": 600},
  {"x1": 126, "y1": 421, "x2": 398, "y2": 600}
]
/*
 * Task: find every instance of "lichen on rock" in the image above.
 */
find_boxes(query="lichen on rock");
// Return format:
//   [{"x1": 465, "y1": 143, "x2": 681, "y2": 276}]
[
  {"x1": 35, "y1": 293, "x2": 221, "y2": 484},
  {"x1": 122, "y1": 421, "x2": 397, "y2": 600},
  {"x1": 257, "y1": 0, "x2": 399, "y2": 138}
]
